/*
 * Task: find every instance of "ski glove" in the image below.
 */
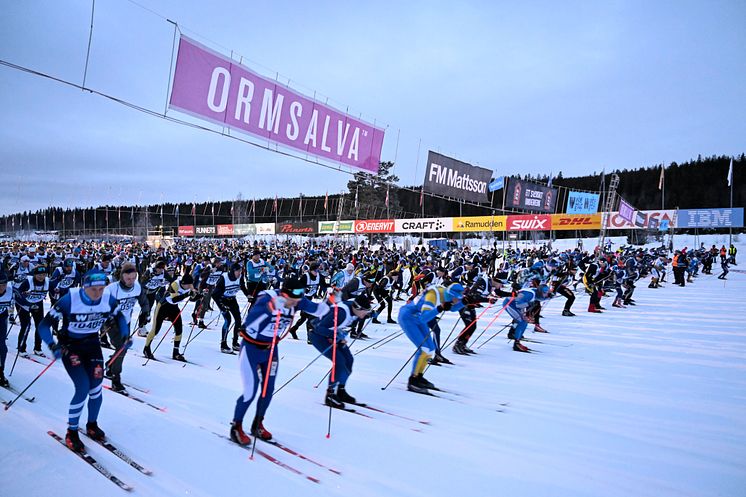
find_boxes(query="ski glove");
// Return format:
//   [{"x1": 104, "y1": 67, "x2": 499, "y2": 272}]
[
  {"x1": 437, "y1": 302, "x2": 453, "y2": 312},
  {"x1": 49, "y1": 342, "x2": 63, "y2": 360}
]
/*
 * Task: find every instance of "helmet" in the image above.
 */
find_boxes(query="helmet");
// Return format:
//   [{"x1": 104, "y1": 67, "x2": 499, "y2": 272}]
[
  {"x1": 444, "y1": 283, "x2": 465, "y2": 301},
  {"x1": 537, "y1": 284, "x2": 551, "y2": 297}
]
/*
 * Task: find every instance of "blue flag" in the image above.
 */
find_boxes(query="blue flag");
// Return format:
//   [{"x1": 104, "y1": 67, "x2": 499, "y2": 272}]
[{"x1": 488, "y1": 176, "x2": 504, "y2": 192}]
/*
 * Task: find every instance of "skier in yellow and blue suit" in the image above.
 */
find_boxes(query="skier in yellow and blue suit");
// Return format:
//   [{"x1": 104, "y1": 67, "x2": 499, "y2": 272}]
[{"x1": 398, "y1": 283, "x2": 464, "y2": 394}]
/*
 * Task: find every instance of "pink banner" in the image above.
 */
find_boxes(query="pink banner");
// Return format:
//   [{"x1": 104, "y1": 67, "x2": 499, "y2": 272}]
[{"x1": 169, "y1": 36, "x2": 385, "y2": 172}]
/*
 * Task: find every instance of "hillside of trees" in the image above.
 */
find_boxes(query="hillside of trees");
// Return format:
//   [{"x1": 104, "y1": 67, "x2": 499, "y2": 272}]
[{"x1": 1, "y1": 153, "x2": 742, "y2": 235}]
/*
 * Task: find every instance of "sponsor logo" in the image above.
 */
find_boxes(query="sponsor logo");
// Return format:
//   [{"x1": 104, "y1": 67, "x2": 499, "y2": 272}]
[
  {"x1": 196, "y1": 226, "x2": 216, "y2": 235},
  {"x1": 558, "y1": 217, "x2": 594, "y2": 226},
  {"x1": 401, "y1": 220, "x2": 446, "y2": 231},
  {"x1": 355, "y1": 220, "x2": 394, "y2": 233},
  {"x1": 453, "y1": 216, "x2": 506, "y2": 232},
  {"x1": 217, "y1": 224, "x2": 234, "y2": 235},
  {"x1": 278, "y1": 224, "x2": 315, "y2": 234},
  {"x1": 178, "y1": 225, "x2": 195, "y2": 236},
  {"x1": 507, "y1": 215, "x2": 550, "y2": 231},
  {"x1": 428, "y1": 162, "x2": 488, "y2": 194},
  {"x1": 319, "y1": 221, "x2": 354, "y2": 233}
]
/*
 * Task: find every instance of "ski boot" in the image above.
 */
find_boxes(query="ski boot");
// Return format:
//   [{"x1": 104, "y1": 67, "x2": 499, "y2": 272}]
[
  {"x1": 325, "y1": 387, "x2": 345, "y2": 409},
  {"x1": 230, "y1": 421, "x2": 251, "y2": 446},
  {"x1": 533, "y1": 324, "x2": 548, "y2": 333},
  {"x1": 415, "y1": 374, "x2": 435, "y2": 390},
  {"x1": 86, "y1": 422, "x2": 106, "y2": 442},
  {"x1": 221, "y1": 342, "x2": 233, "y2": 354},
  {"x1": 562, "y1": 309, "x2": 576, "y2": 317},
  {"x1": 336, "y1": 385, "x2": 357, "y2": 404},
  {"x1": 198, "y1": 321, "x2": 208, "y2": 329},
  {"x1": 372, "y1": 317, "x2": 382, "y2": 324},
  {"x1": 407, "y1": 375, "x2": 429, "y2": 394},
  {"x1": 435, "y1": 352, "x2": 453, "y2": 364},
  {"x1": 65, "y1": 428, "x2": 86, "y2": 453},
  {"x1": 33, "y1": 349, "x2": 47, "y2": 358},
  {"x1": 288, "y1": 326, "x2": 299, "y2": 340},
  {"x1": 172, "y1": 349, "x2": 187, "y2": 362},
  {"x1": 452, "y1": 341, "x2": 468, "y2": 355},
  {"x1": 513, "y1": 340, "x2": 530, "y2": 353},
  {"x1": 110, "y1": 376, "x2": 128, "y2": 396},
  {"x1": 251, "y1": 416, "x2": 273, "y2": 441},
  {"x1": 232, "y1": 341, "x2": 241, "y2": 352},
  {"x1": 143, "y1": 345, "x2": 155, "y2": 359},
  {"x1": 0, "y1": 368, "x2": 9, "y2": 388}
]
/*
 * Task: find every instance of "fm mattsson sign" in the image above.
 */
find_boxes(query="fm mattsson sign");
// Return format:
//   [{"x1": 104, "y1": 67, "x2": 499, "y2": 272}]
[{"x1": 423, "y1": 151, "x2": 492, "y2": 203}]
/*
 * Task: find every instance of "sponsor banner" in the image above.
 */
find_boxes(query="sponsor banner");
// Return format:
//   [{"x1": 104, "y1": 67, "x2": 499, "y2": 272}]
[
  {"x1": 423, "y1": 151, "x2": 492, "y2": 203},
  {"x1": 676, "y1": 208, "x2": 745, "y2": 228},
  {"x1": 195, "y1": 225, "x2": 216, "y2": 236},
  {"x1": 255, "y1": 223, "x2": 276, "y2": 235},
  {"x1": 506, "y1": 214, "x2": 552, "y2": 231},
  {"x1": 318, "y1": 220, "x2": 355, "y2": 234},
  {"x1": 169, "y1": 36, "x2": 385, "y2": 172},
  {"x1": 618, "y1": 199, "x2": 635, "y2": 224},
  {"x1": 505, "y1": 178, "x2": 558, "y2": 213},
  {"x1": 177, "y1": 225, "x2": 194, "y2": 236},
  {"x1": 276, "y1": 222, "x2": 317, "y2": 234},
  {"x1": 605, "y1": 210, "x2": 675, "y2": 230},
  {"x1": 551, "y1": 214, "x2": 602, "y2": 230},
  {"x1": 566, "y1": 191, "x2": 600, "y2": 214},
  {"x1": 217, "y1": 224, "x2": 234, "y2": 236},
  {"x1": 355, "y1": 219, "x2": 395, "y2": 233},
  {"x1": 488, "y1": 176, "x2": 504, "y2": 192},
  {"x1": 453, "y1": 216, "x2": 507, "y2": 232},
  {"x1": 633, "y1": 211, "x2": 647, "y2": 228},
  {"x1": 648, "y1": 218, "x2": 659, "y2": 230},
  {"x1": 234, "y1": 223, "x2": 257, "y2": 235},
  {"x1": 394, "y1": 217, "x2": 453, "y2": 233}
]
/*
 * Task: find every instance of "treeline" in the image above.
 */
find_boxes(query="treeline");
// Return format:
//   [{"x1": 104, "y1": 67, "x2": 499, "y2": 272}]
[{"x1": 1, "y1": 153, "x2": 742, "y2": 235}]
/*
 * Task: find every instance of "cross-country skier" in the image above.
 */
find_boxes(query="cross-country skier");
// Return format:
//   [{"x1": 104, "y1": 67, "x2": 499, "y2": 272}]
[
  {"x1": 143, "y1": 274, "x2": 195, "y2": 361},
  {"x1": 398, "y1": 283, "x2": 465, "y2": 393},
  {"x1": 14, "y1": 265, "x2": 50, "y2": 356},
  {"x1": 310, "y1": 293, "x2": 372, "y2": 409},
  {"x1": 37, "y1": 271, "x2": 130, "y2": 452},
  {"x1": 212, "y1": 262, "x2": 249, "y2": 353},
  {"x1": 505, "y1": 284, "x2": 551, "y2": 352},
  {"x1": 229, "y1": 278, "x2": 329, "y2": 445},
  {"x1": 0, "y1": 272, "x2": 13, "y2": 387}
]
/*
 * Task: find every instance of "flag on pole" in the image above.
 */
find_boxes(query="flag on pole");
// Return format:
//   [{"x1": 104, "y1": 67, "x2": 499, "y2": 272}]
[
  {"x1": 488, "y1": 176, "x2": 504, "y2": 192},
  {"x1": 299, "y1": 195, "x2": 303, "y2": 215},
  {"x1": 175, "y1": 204, "x2": 179, "y2": 216},
  {"x1": 230, "y1": 203, "x2": 234, "y2": 216},
  {"x1": 250, "y1": 198, "x2": 255, "y2": 213},
  {"x1": 131, "y1": 206, "x2": 134, "y2": 220},
  {"x1": 272, "y1": 195, "x2": 278, "y2": 212},
  {"x1": 118, "y1": 207, "x2": 121, "y2": 222},
  {"x1": 324, "y1": 191, "x2": 328, "y2": 211},
  {"x1": 211, "y1": 203, "x2": 215, "y2": 215},
  {"x1": 547, "y1": 173, "x2": 553, "y2": 188},
  {"x1": 727, "y1": 158, "x2": 733, "y2": 187},
  {"x1": 191, "y1": 203, "x2": 196, "y2": 216},
  {"x1": 419, "y1": 185, "x2": 424, "y2": 207},
  {"x1": 600, "y1": 169, "x2": 605, "y2": 189},
  {"x1": 354, "y1": 186, "x2": 359, "y2": 211},
  {"x1": 658, "y1": 166, "x2": 665, "y2": 190},
  {"x1": 385, "y1": 185, "x2": 389, "y2": 207}
]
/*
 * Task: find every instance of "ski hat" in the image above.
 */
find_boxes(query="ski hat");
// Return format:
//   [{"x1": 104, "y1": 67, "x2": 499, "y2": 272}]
[
  {"x1": 444, "y1": 283, "x2": 465, "y2": 301},
  {"x1": 82, "y1": 270, "x2": 107, "y2": 288},
  {"x1": 281, "y1": 277, "x2": 306, "y2": 298},
  {"x1": 32, "y1": 265, "x2": 48, "y2": 275},
  {"x1": 345, "y1": 263, "x2": 355, "y2": 272},
  {"x1": 351, "y1": 294, "x2": 372, "y2": 311},
  {"x1": 230, "y1": 262, "x2": 242, "y2": 272},
  {"x1": 20, "y1": 255, "x2": 30, "y2": 262},
  {"x1": 181, "y1": 274, "x2": 194, "y2": 285},
  {"x1": 536, "y1": 284, "x2": 551, "y2": 298}
]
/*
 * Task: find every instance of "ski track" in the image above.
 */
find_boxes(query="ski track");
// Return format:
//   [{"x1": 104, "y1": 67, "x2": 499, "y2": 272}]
[{"x1": 2, "y1": 237, "x2": 745, "y2": 497}]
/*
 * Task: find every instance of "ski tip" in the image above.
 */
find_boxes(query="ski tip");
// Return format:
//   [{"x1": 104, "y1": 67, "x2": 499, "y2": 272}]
[{"x1": 308, "y1": 476, "x2": 321, "y2": 484}]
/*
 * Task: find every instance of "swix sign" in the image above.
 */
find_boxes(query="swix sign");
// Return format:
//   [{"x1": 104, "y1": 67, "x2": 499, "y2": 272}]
[
  {"x1": 506, "y1": 215, "x2": 551, "y2": 231},
  {"x1": 551, "y1": 214, "x2": 601, "y2": 230}
]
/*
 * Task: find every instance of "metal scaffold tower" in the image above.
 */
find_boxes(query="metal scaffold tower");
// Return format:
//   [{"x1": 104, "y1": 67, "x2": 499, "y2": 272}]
[{"x1": 598, "y1": 173, "x2": 620, "y2": 255}]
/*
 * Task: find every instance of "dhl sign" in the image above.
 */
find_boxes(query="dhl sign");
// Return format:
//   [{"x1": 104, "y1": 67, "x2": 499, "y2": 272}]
[
  {"x1": 551, "y1": 214, "x2": 601, "y2": 230},
  {"x1": 453, "y1": 216, "x2": 507, "y2": 232}
]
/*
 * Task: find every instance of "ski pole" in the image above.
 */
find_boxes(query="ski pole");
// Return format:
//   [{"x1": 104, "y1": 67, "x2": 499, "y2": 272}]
[
  {"x1": 4, "y1": 357, "x2": 57, "y2": 411},
  {"x1": 380, "y1": 330, "x2": 433, "y2": 391},
  {"x1": 326, "y1": 301, "x2": 339, "y2": 439},
  {"x1": 104, "y1": 328, "x2": 139, "y2": 370},
  {"x1": 358, "y1": 330, "x2": 401, "y2": 354},
  {"x1": 9, "y1": 321, "x2": 31, "y2": 376},
  {"x1": 467, "y1": 298, "x2": 517, "y2": 348},
  {"x1": 182, "y1": 298, "x2": 204, "y2": 352},
  {"x1": 476, "y1": 323, "x2": 511, "y2": 349},
  {"x1": 474, "y1": 299, "x2": 516, "y2": 349},
  {"x1": 313, "y1": 318, "x2": 375, "y2": 388},
  {"x1": 442, "y1": 302, "x2": 496, "y2": 352},
  {"x1": 142, "y1": 299, "x2": 189, "y2": 366},
  {"x1": 274, "y1": 343, "x2": 333, "y2": 395}
]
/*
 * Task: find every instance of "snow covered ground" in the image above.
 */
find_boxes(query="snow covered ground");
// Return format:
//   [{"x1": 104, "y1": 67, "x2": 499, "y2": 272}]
[{"x1": 2, "y1": 236, "x2": 745, "y2": 497}]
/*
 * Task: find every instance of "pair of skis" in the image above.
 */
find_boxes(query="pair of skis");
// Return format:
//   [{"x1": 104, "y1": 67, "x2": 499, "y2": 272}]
[{"x1": 47, "y1": 430, "x2": 153, "y2": 492}]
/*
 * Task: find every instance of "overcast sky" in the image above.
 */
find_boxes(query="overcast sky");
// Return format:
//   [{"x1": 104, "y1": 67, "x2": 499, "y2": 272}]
[{"x1": 1, "y1": 0, "x2": 744, "y2": 215}]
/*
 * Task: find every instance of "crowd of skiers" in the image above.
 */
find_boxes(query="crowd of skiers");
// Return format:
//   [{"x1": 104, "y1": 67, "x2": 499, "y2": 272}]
[{"x1": 0, "y1": 236, "x2": 738, "y2": 450}]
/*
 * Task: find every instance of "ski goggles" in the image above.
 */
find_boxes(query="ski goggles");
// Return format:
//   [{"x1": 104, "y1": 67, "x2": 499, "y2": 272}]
[{"x1": 284, "y1": 287, "x2": 305, "y2": 298}]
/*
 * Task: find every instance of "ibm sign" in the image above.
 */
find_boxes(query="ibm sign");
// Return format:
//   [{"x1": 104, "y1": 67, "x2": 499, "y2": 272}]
[{"x1": 676, "y1": 208, "x2": 744, "y2": 228}]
